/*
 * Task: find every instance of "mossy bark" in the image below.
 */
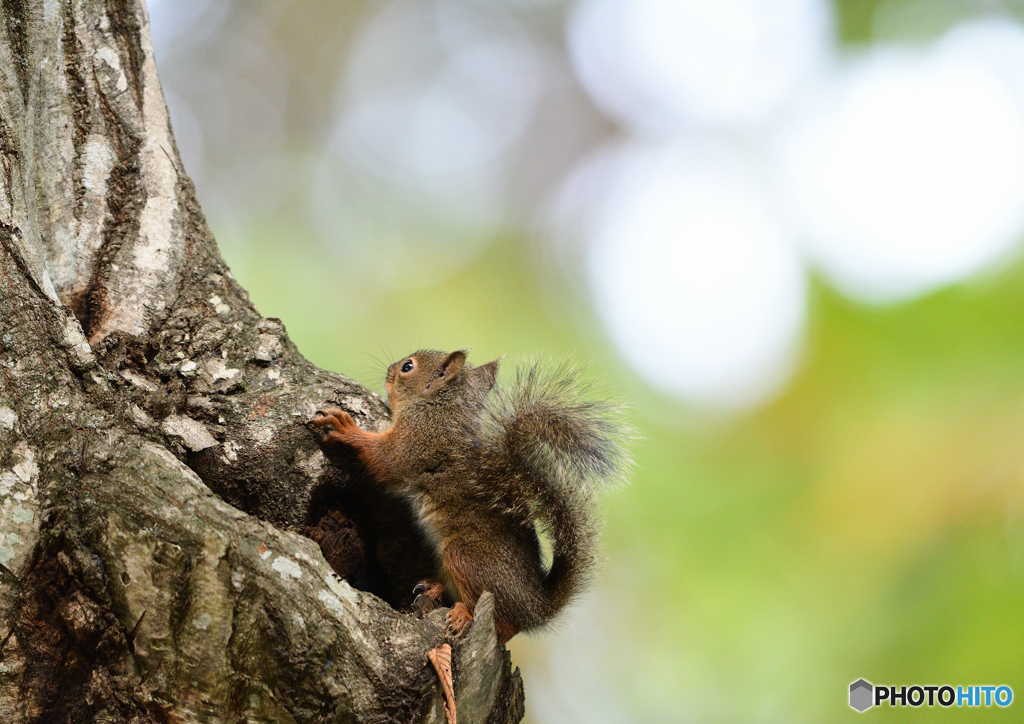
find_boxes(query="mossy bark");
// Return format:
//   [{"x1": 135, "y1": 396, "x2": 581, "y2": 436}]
[{"x1": 0, "y1": 1, "x2": 524, "y2": 721}]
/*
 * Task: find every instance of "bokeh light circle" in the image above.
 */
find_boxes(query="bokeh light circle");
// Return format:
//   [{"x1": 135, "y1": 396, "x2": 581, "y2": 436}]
[
  {"x1": 340, "y1": 0, "x2": 539, "y2": 186},
  {"x1": 313, "y1": 0, "x2": 540, "y2": 287},
  {"x1": 583, "y1": 142, "x2": 806, "y2": 409},
  {"x1": 568, "y1": 0, "x2": 832, "y2": 131},
  {"x1": 778, "y1": 21, "x2": 1024, "y2": 302}
]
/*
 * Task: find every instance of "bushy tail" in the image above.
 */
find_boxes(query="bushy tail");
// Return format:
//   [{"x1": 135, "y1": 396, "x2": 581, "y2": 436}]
[{"x1": 481, "y1": 359, "x2": 631, "y2": 617}]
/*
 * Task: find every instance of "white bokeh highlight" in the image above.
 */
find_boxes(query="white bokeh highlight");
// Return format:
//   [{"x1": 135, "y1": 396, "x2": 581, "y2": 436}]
[
  {"x1": 568, "y1": 0, "x2": 832, "y2": 131},
  {"x1": 562, "y1": 4, "x2": 1024, "y2": 410},
  {"x1": 315, "y1": 0, "x2": 540, "y2": 287},
  {"x1": 340, "y1": 0, "x2": 539, "y2": 184},
  {"x1": 585, "y1": 142, "x2": 806, "y2": 409},
  {"x1": 778, "y1": 20, "x2": 1024, "y2": 302}
]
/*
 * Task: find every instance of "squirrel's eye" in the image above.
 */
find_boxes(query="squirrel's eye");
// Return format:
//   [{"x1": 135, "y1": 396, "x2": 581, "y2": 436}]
[{"x1": 401, "y1": 359, "x2": 414, "y2": 373}]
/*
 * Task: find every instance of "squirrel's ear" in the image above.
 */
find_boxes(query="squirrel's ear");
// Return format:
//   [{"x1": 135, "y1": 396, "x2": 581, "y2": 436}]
[
  {"x1": 427, "y1": 350, "x2": 467, "y2": 391},
  {"x1": 474, "y1": 357, "x2": 503, "y2": 390},
  {"x1": 440, "y1": 350, "x2": 467, "y2": 376}
]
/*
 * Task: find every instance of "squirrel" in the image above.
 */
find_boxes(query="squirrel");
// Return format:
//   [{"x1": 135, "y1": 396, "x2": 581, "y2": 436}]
[{"x1": 312, "y1": 349, "x2": 628, "y2": 644}]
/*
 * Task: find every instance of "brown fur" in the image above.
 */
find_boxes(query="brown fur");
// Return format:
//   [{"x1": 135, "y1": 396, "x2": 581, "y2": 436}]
[{"x1": 313, "y1": 350, "x2": 627, "y2": 643}]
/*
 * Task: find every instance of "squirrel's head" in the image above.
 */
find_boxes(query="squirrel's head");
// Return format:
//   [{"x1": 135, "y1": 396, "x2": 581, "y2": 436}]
[{"x1": 385, "y1": 349, "x2": 501, "y2": 415}]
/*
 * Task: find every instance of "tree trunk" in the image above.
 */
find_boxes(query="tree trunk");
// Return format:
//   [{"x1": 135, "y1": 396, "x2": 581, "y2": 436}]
[{"x1": 0, "y1": 1, "x2": 524, "y2": 722}]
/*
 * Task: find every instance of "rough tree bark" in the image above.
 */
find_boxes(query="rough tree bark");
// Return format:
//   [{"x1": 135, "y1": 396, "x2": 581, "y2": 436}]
[{"x1": 0, "y1": 1, "x2": 524, "y2": 722}]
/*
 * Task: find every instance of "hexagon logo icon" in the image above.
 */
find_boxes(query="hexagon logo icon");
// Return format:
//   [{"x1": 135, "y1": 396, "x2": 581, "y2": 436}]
[{"x1": 850, "y1": 679, "x2": 873, "y2": 712}]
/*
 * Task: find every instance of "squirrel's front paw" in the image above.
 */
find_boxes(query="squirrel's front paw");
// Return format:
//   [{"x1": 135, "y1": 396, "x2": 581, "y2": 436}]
[
  {"x1": 313, "y1": 407, "x2": 358, "y2": 432},
  {"x1": 312, "y1": 408, "x2": 361, "y2": 446},
  {"x1": 446, "y1": 602, "x2": 473, "y2": 637}
]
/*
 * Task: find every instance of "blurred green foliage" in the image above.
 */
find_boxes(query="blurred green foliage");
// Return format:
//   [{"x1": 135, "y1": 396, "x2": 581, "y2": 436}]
[
  {"x1": 222, "y1": 217, "x2": 1024, "y2": 721},
  {"x1": 194, "y1": 0, "x2": 1024, "y2": 719},
  {"x1": 835, "y1": 0, "x2": 887, "y2": 43}
]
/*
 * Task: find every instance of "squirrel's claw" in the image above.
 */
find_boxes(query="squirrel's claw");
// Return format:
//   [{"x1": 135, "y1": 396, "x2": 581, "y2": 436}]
[
  {"x1": 413, "y1": 579, "x2": 443, "y2": 597},
  {"x1": 412, "y1": 579, "x2": 446, "y2": 618},
  {"x1": 412, "y1": 594, "x2": 439, "y2": 618}
]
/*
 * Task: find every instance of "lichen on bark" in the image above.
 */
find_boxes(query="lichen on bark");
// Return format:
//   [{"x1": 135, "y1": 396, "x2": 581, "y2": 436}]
[{"x1": 0, "y1": 1, "x2": 524, "y2": 721}]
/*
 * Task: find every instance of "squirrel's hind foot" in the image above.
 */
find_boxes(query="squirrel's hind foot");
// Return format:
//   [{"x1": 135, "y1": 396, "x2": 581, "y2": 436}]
[
  {"x1": 446, "y1": 603, "x2": 521, "y2": 644},
  {"x1": 446, "y1": 602, "x2": 473, "y2": 637}
]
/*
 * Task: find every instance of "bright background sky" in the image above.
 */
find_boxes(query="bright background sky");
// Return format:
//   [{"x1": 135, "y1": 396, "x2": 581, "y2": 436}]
[{"x1": 150, "y1": 0, "x2": 1024, "y2": 720}]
